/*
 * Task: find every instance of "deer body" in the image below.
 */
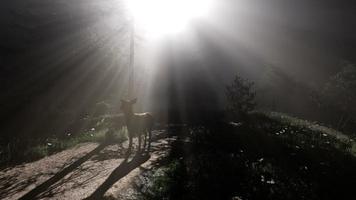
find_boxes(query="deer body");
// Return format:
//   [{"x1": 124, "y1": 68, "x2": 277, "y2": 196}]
[{"x1": 121, "y1": 99, "x2": 154, "y2": 153}]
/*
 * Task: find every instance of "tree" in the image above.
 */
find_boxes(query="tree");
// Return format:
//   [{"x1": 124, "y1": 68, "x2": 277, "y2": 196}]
[
  {"x1": 226, "y1": 75, "x2": 256, "y2": 120},
  {"x1": 316, "y1": 62, "x2": 356, "y2": 131}
]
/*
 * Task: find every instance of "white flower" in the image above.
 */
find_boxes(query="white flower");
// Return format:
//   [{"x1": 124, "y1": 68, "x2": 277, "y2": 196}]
[
  {"x1": 261, "y1": 175, "x2": 265, "y2": 182},
  {"x1": 266, "y1": 179, "x2": 275, "y2": 184}
]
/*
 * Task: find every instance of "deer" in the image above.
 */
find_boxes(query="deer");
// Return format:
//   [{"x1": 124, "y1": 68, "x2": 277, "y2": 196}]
[{"x1": 120, "y1": 98, "x2": 154, "y2": 154}]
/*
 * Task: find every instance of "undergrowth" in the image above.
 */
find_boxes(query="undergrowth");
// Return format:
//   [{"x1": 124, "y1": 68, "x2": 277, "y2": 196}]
[{"x1": 140, "y1": 112, "x2": 356, "y2": 200}]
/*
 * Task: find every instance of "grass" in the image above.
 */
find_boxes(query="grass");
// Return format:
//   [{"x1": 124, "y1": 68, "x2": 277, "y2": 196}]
[
  {"x1": 262, "y1": 111, "x2": 353, "y2": 140},
  {"x1": 0, "y1": 113, "x2": 126, "y2": 167},
  {"x1": 139, "y1": 111, "x2": 356, "y2": 200},
  {"x1": 0, "y1": 114, "x2": 128, "y2": 167},
  {"x1": 24, "y1": 128, "x2": 127, "y2": 160},
  {"x1": 138, "y1": 160, "x2": 188, "y2": 200},
  {"x1": 255, "y1": 111, "x2": 356, "y2": 156}
]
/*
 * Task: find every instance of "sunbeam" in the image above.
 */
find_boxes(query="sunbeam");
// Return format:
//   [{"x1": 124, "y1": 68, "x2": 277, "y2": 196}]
[{"x1": 125, "y1": 0, "x2": 214, "y2": 38}]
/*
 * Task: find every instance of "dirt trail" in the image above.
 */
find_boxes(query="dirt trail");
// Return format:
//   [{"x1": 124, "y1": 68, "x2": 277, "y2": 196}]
[{"x1": 0, "y1": 130, "x2": 172, "y2": 200}]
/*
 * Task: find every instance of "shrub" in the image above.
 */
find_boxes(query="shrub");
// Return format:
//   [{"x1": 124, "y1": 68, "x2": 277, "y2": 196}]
[{"x1": 226, "y1": 75, "x2": 256, "y2": 120}]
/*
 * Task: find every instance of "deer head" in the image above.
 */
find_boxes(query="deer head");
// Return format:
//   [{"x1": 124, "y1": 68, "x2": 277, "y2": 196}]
[{"x1": 120, "y1": 98, "x2": 137, "y2": 114}]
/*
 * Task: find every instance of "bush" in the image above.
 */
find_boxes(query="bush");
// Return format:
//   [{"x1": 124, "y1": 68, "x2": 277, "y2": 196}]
[{"x1": 313, "y1": 62, "x2": 356, "y2": 132}]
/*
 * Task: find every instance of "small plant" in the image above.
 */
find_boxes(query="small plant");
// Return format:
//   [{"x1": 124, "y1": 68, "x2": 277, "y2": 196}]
[{"x1": 139, "y1": 160, "x2": 188, "y2": 200}]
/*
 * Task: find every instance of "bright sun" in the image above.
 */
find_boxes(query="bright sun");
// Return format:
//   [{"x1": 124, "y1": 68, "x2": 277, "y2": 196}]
[{"x1": 127, "y1": 0, "x2": 213, "y2": 37}]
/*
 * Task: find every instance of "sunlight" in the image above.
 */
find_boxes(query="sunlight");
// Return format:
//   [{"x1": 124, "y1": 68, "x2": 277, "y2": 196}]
[{"x1": 127, "y1": 0, "x2": 213, "y2": 37}]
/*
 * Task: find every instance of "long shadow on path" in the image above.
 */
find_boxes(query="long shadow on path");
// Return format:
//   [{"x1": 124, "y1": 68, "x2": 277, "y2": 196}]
[
  {"x1": 19, "y1": 144, "x2": 107, "y2": 200},
  {"x1": 18, "y1": 131, "x2": 165, "y2": 200},
  {"x1": 84, "y1": 152, "x2": 150, "y2": 199},
  {"x1": 84, "y1": 131, "x2": 170, "y2": 199}
]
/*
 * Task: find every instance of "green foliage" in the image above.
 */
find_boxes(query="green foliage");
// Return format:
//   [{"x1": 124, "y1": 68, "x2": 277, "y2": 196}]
[
  {"x1": 226, "y1": 75, "x2": 256, "y2": 119},
  {"x1": 140, "y1": 160, "x2": 188, "y2": 200}
]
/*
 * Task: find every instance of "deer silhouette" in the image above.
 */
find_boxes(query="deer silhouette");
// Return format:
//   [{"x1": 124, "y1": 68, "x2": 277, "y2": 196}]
[{"x1": 120, "y1": 98, "x2": 154, "y2": 153}]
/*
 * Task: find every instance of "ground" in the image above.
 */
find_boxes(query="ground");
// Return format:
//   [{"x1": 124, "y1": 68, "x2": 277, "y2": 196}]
[
  {"x1": 0, "y1": 130, "x2": 171, "y2": 200},
  {"x1": 1, "y1": 113, "x2": 355, "y2": 200}
]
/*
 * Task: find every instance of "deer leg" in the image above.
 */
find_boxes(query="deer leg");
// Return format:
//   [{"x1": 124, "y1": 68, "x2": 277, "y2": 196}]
[
  {"x1": 143, "y1": 130, "x2": 147, "y2": 150},
  {"x1": 148, "y1": 129, "x2": 152, "y2": 151},
  {"x1": 127, "y1": 136, "x2": 133, "y2": 155}
]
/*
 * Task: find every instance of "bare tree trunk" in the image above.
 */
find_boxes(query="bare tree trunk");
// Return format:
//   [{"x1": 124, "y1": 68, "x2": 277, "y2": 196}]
[
  {"x1": 128, "y1": 18, "x2": 135, "y2": 99},
  {"x1": 336, "y1": 113, "x2": 345, "y2": 130}
]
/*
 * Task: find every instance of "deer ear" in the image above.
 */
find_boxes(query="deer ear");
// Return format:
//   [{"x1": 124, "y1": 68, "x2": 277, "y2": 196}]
[{"x1": 130, "y1": 98, "x2": 137, "y2": 104}]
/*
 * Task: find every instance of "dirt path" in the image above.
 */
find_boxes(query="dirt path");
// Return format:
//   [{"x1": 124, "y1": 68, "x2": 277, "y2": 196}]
[{"x1": 0, "y1": 130, "x2": 172, "y2": 200}]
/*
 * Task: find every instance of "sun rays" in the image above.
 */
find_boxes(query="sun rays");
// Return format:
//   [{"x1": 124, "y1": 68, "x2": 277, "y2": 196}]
[{"x1": 126, "y1": 0, "x2": 213, "y2": 38}]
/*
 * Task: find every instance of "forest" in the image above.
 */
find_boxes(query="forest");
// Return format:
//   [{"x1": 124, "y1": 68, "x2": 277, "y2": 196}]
[{"x1": 0, "y1": 0, "x2": 356, "y2": 199}]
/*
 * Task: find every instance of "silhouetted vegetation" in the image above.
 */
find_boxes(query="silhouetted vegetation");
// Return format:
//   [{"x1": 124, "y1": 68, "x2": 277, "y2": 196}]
[
  {"x1": 140, "y1": 112, "x2": 356, "y2": 200},
  {"x1": 312, "y1": 62, "x2": 356, "y2": 133},
  {"x1": 226, "y1": 75, "x2": 256, "y2": 120}
]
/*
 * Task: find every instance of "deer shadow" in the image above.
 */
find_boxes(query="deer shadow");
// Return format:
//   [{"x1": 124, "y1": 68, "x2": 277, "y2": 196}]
[
  {"x1": 85, "y1": 130, "x2": 171, "y2": 199},
  {"x1": 84, "y1": 151, "x2": 150, "y2": 199},
  {"x1": 14, "y1": 130, "x2": 165, "y2": 200}
]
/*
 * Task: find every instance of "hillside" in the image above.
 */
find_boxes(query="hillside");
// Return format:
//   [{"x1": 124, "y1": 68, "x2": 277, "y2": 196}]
[{"x1": 137, "y1": 112, "x2": 356, "y2": 200}]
